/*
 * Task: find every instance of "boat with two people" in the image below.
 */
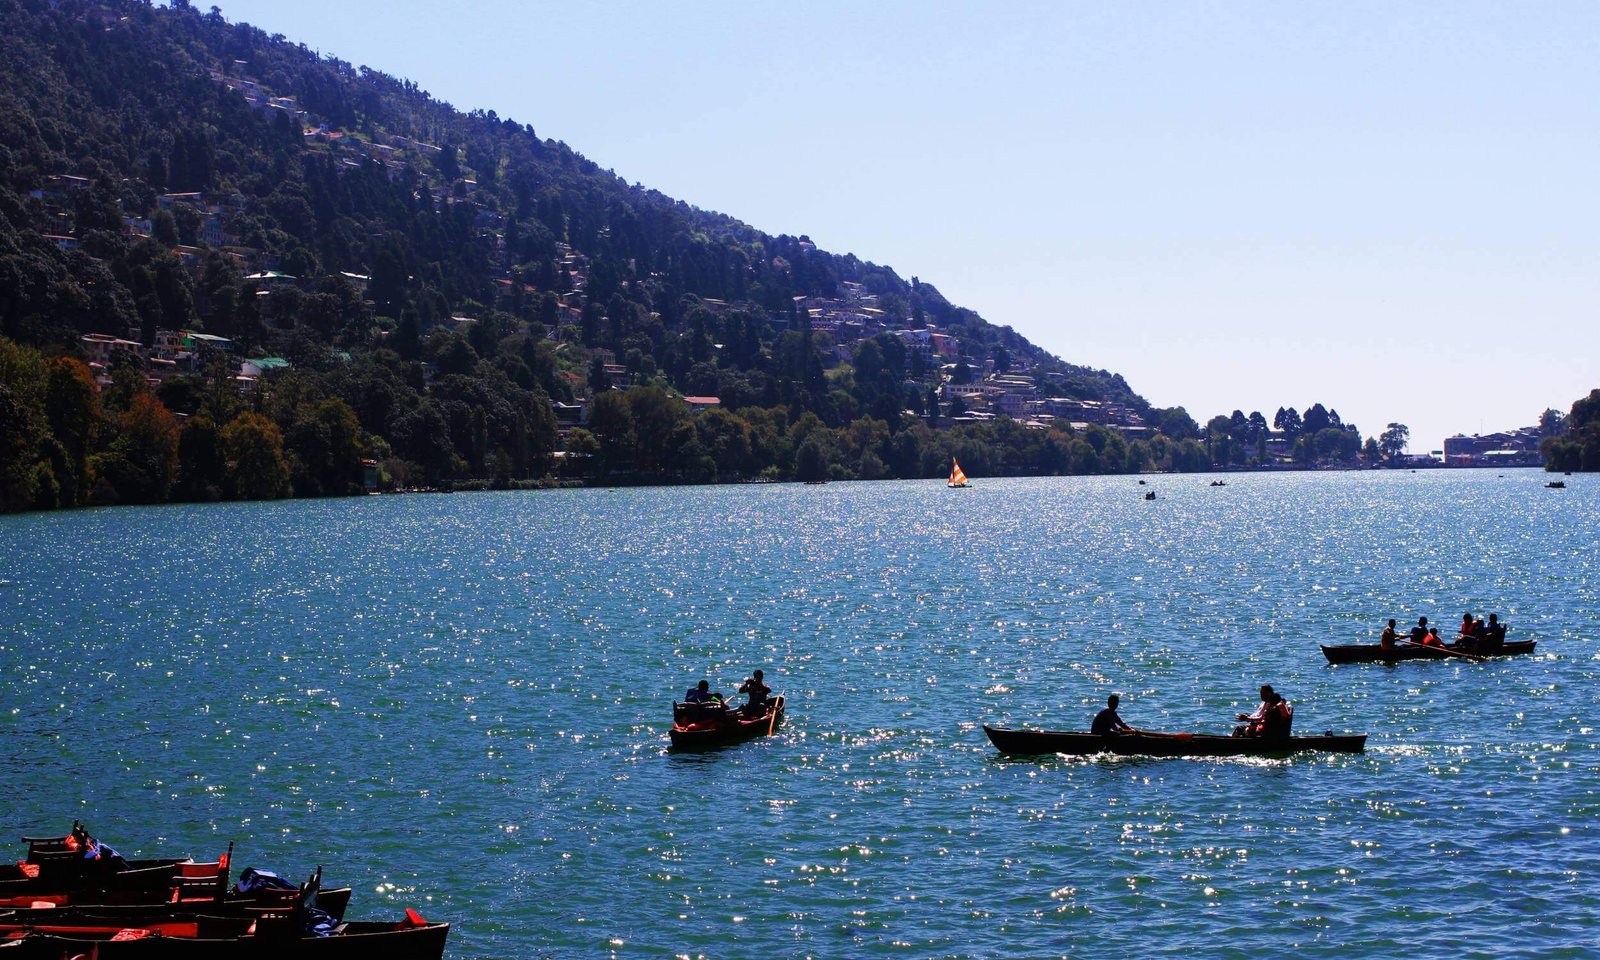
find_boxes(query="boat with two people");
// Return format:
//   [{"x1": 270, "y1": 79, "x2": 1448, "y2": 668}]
[
  {"x1": 669, "y1": 672, "x2": 786, "y2": 749},
  {"x1": 984, "y1": 688, "x2": 1366, "y2": 758}
]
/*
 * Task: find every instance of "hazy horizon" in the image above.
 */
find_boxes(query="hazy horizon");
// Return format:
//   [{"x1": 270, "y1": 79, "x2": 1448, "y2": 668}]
[{"x1": 205, "y1": 0, "x2": 1600, "y2": 451}]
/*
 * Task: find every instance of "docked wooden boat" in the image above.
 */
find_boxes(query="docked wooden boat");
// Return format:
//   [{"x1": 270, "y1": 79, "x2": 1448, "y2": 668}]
[
  {"x1": 669, "y1": 695, "x2": 785, "y2": 749},
  {"x1": 0, "y1": 885, "x2": 353, "y2": 923},
  {"x1": 0, "y1": 915, "x2": 448, "y2": 960},
  {"x1": 0, "y1": 863, "x2": 179, "y2": 901},
  {"x1": 983, "y1": 725, "x2": 1366, "y2": 758},
  {"x1": 1320, "y1": 640, "x2": 1536, "y2": 664}
]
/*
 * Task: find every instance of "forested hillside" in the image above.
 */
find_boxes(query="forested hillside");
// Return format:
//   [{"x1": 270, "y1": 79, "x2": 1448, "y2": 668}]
[{"x1": 1, "y1": 0, "x2": 1199, "y2": 512}]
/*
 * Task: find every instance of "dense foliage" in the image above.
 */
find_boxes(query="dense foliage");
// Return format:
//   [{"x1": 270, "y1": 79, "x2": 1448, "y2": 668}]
[
  {"x1": 0, "y1": 0, "x2": 1393, "y2": 514},
  {"x1": 1541, "y1": 390, "x2": 1600, "y2": 472}
]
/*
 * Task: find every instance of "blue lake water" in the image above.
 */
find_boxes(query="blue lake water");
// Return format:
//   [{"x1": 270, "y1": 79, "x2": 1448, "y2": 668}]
[{"x1": 1, "y1": 469, "x2": 1596, "y2": 958}]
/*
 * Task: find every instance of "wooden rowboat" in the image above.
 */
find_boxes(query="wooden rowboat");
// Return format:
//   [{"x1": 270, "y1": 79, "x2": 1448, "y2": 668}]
[
  {"x1": 983, "y1": 725, "x2": 1367, "y2": 758},
  {"x1": 0, "y1": 915, "x2": 448, "y2": 960},
  {"x1": 669, "y1": 695, "x2": 785, "y2": 749},
  {"x1": 0, "y1": 864, "x2": 179, "y2": 901},
  {"x1": 1320, "y1": 640, "x2": 1536, "y2": 664},
  {"x1": 0, "y1": 886, "x2": 353, "y2": 924}
]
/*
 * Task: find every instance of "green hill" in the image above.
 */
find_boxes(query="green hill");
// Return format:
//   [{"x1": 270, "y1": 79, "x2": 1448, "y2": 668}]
[{"x1": 1, "y1": 0, "x2": 1189, "y2": 511}]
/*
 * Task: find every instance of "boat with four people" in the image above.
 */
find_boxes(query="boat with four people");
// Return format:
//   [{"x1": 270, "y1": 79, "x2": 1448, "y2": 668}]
[{"x1": 983, "y1": 725, "x2": 1367, "y2": 758}]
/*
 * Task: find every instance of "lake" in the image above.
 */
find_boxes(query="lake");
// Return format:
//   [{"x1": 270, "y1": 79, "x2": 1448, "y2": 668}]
[{"x1": 1, "y1": 469, "x2": 1595, "y2": 958}]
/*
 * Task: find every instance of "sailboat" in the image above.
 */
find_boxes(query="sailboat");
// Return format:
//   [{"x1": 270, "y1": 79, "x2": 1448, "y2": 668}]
[{"x1": 948, "y1": 458, "x2": 971, "y2": 488}]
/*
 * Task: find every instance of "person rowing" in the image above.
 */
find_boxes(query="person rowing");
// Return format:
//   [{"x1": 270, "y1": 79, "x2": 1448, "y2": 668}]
[
  {"x1": 1380, "y1": 619, "x2": 1401, "y2": 651},
  {"x1": 1483, "y1": 613, "x2": 1507, "y2": 652},
  {"x1": 1408, "y1": 617, "x2": 1430, "y2": 645},
  {"x1": 1234, "y1": 684, "x2": 1275, "y2": 737},
  {"x1": 1091, "y1": 694, "x2": 1135, "y2": 736}
]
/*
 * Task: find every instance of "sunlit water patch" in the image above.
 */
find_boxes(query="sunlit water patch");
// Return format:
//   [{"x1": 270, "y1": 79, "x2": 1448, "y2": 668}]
[{"x1": 1, "y1": 469, "x2": 1596, "y2": 958}]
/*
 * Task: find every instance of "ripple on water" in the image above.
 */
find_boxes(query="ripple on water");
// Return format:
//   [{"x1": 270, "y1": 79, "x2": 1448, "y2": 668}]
[{"x1": 0, "y1": 470, "x2": 1597, "y2": 958}]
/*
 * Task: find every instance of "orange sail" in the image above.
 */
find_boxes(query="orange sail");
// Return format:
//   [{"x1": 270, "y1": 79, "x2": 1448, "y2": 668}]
[{"x1": 948, "y1": 458, "x2": 970, "y2": 487}]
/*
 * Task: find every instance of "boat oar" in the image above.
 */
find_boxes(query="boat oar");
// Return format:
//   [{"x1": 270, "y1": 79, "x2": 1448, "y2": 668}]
[
  {"x1": 767, "y1": 696, "x2": 780, "y2": 736},
  {"x1": 1401, "y1": 640, "x2": 1486, "y2": 663}
]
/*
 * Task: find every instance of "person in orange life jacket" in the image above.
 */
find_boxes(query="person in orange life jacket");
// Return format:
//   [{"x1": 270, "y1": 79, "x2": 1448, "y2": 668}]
[
  {"x1": 1257, "y1": 691, "x2": 1293, "y2": 738},
  {"x1": 1457, "y1": 612, "x2": 1475, "y2": 642},
  {"x1": 737, "y1": 670, "x2": 771, "y2": 717},
  {"x1": 1423, "y1": 627, "x2": 1445, "y2": 647},
  {"x1": 1380, "y1": 619, "x2": 1401, "y2": 651}
]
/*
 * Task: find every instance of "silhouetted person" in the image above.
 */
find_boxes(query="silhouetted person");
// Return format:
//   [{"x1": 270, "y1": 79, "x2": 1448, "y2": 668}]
[{"x1": 1092, "y1": 694, "x2": 1134, "y2": 736}]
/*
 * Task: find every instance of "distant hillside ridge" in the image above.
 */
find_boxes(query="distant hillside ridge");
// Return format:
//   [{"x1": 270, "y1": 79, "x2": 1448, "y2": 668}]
[
  {"x1": 2, "y1": 0, "x2": 1210, "y2": 515},
  {"x1": 0, "y1": 0, "x2": 1142, "y2": 400}
]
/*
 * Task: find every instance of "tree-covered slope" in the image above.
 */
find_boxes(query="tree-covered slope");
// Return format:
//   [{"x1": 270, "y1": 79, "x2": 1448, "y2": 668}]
[{"x1": 1, "y1": 0, "x2": 1182, "y2": 512}]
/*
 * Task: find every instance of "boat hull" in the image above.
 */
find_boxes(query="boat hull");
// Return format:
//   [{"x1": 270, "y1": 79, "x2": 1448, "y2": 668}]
[
  {"x1": 669, "y1": 696, "x2": 785, "y2": 749},
  {"x1": 0, "y1": 921, "x2": 448, "y2": 960},
  {"x1": 0, "y1": 887, "x2": 353, "y2": 923},
  {"x1": 1320, "y1": 640, "x2": 1536, "y2": 664},
  {"x1": 983, "y1": 726, "x2": 1366, "y2": 758}
]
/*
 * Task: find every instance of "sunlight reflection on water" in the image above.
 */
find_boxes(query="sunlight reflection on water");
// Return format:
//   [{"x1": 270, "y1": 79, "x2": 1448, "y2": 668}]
[{"x1": 0, "y1": 469, "x2": 1596, "y2": 958}]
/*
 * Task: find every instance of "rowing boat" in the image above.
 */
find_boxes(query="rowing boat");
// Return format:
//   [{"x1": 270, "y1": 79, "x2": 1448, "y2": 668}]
[
  {"x1": 669, "y1": 695, "x2": 785, "y2": 749},
  {"x1": 983, "y1": 725, "x2": 1366, "y2": 757},
  {"x1": 0, "y1": 916, "x2": 448, "y2": 960},
  {"x1": 0, "y1": 886, "x2": 353, "y2": 923},
  {"x1": 0, "y1": 864, "x2": 178, "y2": 901},
  {"x1": 1320, "y1": 640, "x2": 1536, "y2": 664}
]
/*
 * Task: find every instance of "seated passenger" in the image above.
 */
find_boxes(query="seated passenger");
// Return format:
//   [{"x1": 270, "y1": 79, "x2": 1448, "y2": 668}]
[
  {"x1": 1091, "y1": 694, "x2": 1134, "y2": 736},
  {"x1": 1258, "y1": 692, "x2": 1293, "y2": 738},
  {"x1": 1409, "y1": 617, "x2": 1430, "y2": 645},
  {"x1": 1423, "y1": 627, "x2": 1445, "y2": 647},
  {"x1": 1484, "y1": 614, "x2": 1507, "y2": 652},
  {"x1": 1457, "y1": 612, "x2": 1475, "y2": 643},
  {"x1": 685, "y1": 680, "x2": 717, "y2": 704}
]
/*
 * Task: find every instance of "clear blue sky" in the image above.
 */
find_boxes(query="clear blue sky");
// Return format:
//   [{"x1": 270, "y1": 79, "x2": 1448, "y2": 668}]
[{"x1": 211, "y1": 0, "x2": 1600, "y2": 451}]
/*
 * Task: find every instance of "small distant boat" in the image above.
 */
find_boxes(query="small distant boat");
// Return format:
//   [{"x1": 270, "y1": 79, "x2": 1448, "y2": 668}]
[
  {"x1": 1210, "y1": 480, "x2": 1226, "y2": 487},
  {"x1": 669, "y1": 696, "x2": 785, "y2": 749},
  {"x1": 1144, "y1": 491, "x2": 1157, "y2": 500},
  {"x1": 1138, "y1": 479, "x2": 1147, "y2": 485},
  {"x1": 1547, "y1": 481, "x2": 1566, "y2": 488},
  {"x1": 983, "y1": 726, "x2": 1366, "y2": 758},
  {"x1": 948, "y1": 458, "x2": 971, "y2": 488},
  {"x1": 1321, "y1": 640, "x2": 1536, "y2": 664}
]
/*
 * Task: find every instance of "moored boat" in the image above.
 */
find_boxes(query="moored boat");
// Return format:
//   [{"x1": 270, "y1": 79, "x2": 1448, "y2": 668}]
[
  {"x1": 0, "y1": 884, "x2": 354, "y2": 923},
  {"x1": 669, "y1": 695, "x2": 785, "y2": 749},
  {"x1": 0, "y1": 915, "x2": 448, "y2": 960},
  {"x1": 983, "y1": 725, "x2": 1366, "y2": 757},
  {"x1": 1320, "y1": 640, "x2": 1536, "y2": 664}
]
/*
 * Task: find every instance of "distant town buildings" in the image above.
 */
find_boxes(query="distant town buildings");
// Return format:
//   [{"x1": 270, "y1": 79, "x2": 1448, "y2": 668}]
[{"x1": 1441, "y1": 428, "x2": 1543, "y2": 467}]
